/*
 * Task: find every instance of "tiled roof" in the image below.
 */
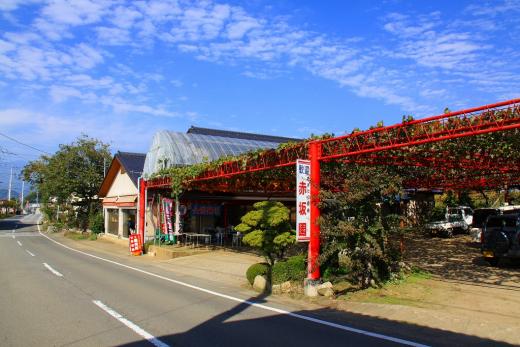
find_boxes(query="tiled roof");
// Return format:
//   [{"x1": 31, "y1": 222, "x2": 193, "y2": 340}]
[{"x1": 115, "y1": 151, "x2": 146, "y2": 186}]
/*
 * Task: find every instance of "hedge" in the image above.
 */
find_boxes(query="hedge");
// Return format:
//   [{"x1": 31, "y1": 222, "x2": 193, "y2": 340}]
[
  {"x1": 246, "y1": 263, "x2": 269, "y2": 285},
  {"x1": 271, "y1": 255, "x2": 306, "y2": 284}
]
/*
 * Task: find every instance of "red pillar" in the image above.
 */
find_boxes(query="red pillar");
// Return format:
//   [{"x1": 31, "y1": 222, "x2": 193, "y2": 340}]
[
  {"x1": 138, "y1": 178, "x2": 147, "y2": 245},
  {"x1": 308, "y1": 141, "x2": 321, "y2": 280}
]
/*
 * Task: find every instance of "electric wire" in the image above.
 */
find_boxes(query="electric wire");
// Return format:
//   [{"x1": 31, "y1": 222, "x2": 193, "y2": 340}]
[{"x1": 0, "y1": 132, "x2": 50, "y2": 155}]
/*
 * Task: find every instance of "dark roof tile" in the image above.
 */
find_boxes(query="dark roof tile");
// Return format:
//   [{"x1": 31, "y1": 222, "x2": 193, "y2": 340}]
[
  {"x1": 187, "y1": 126, "x2": 301, "y2": 144},
  {"x1": 115, "y1": 151, "x2": 146, "y2": 185}
]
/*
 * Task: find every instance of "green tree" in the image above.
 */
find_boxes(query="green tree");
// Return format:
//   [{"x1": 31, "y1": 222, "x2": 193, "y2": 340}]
[
  {"x1": 235, "y1": 201, "x2": 295, "y2": 266},
  {"x1": 319, "y1": 163, "x2": 404, "y2": 288},
  {"x1": 22, "y1": 135, "x2": 111, "y2": 230}
]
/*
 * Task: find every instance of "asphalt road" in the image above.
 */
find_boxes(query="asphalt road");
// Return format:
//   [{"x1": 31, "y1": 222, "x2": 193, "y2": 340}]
[{"x1": 0, "y1": 214, "x2": 509, "y2": 347}]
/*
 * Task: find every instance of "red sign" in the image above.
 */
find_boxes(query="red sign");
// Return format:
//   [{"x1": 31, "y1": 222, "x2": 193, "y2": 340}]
[{"x1": 129, "y1": 234, "x2": 142, "y2": 254}]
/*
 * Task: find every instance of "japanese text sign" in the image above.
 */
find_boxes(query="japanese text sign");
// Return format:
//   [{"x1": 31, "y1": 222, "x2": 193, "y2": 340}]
[{"x1": 296, "y1": 159, "x2": 310, "y2": 242}]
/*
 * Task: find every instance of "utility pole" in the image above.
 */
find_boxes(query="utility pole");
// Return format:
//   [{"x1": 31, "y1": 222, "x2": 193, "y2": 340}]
[
  {"x1": 8, "y1": 167, "x2": 13, "y2": 201},
  {"x1": 20, "y1": 181, "x2": 25, "y2": 210}
]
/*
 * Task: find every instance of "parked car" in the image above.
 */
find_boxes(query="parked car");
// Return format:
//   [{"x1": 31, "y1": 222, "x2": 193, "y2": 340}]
[
  {"x1": 481, "y1": 213, "x2": 520, "y2": 266},
  {"x1": 447, "y1": 206, "x2": 473, "y2": 226},
  {"x1": 471, "y1": 208, "x2": 500, "y2": 242},
  {"x1": 499, "y1": 205, "x2": 520, "y2": 215},
  {"x1": 426, "y1": 214, "x2": 469, "y2": 237}
]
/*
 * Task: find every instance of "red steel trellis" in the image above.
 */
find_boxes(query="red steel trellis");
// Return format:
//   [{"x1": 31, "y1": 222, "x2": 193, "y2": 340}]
[
  {"x1": 142, "y1": 98, "x2": 520, "y2": 281},
  {"x1": 146, "y1": 98, "x2": 520, "y2": 189}
]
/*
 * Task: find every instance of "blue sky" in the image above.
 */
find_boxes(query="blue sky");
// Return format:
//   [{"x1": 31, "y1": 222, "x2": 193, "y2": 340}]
[{"x1": 0, "y1": 0, "x2": 519, "y2": 192}]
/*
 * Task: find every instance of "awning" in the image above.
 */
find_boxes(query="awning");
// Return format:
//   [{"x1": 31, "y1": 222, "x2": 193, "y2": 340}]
[
  {"x1": 102, "y1": 195, "x2": 137, "y2": 207},
  {"x1": 102, "y1": 197, "x2": 118, "y2": 204},
  {"x1": 117, "y1": 195, "x2": 137, "y2": 203}
]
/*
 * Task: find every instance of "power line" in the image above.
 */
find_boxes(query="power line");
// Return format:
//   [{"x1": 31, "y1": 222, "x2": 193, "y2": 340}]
[
  {"x1": 0, "y1": 132, "x2": 51, "y2": 155},
  {"x1": 0, "y1": 147, "x2": 40, "y2": 159}
]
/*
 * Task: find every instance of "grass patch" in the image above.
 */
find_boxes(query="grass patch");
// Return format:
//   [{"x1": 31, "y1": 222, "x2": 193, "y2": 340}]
[
  {"x1": 64, "y1": 231, "x2": 91, "y2": 240},
  {"x1": 339, "y1": 269, "x2": 433, "y2": 308}
]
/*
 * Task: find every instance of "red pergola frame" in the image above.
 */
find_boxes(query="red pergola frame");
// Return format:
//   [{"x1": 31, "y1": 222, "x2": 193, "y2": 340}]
[{"x1": 140, "y1": 98, "x2": 520, "y2": 281}]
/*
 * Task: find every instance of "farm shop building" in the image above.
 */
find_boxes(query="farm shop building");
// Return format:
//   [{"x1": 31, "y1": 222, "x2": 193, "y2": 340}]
[{"x1": 141, "y1": 126, "x2": 301, "y2": 242}]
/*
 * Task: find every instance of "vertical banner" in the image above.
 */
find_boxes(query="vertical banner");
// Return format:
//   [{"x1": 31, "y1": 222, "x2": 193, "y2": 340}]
[
  {"x1": 296, "y1": 159, "x2": 311, "y2": 242},
  {"x1": 162, "y1": 198, "x2": 174, "y2": 237}
]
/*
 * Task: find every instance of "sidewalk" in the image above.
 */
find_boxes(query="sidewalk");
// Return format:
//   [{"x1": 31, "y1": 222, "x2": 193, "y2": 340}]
[{"x1": 58, "y1": 232, "x2": 264, "y2": 289}]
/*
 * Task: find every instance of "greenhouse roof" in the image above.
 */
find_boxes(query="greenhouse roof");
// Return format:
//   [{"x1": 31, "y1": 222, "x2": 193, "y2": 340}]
[{"x1": 143, "y1": 128, "x2": 299, "y2": 177}]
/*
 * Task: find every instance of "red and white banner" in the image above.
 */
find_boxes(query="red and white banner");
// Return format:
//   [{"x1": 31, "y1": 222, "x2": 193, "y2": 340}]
[{"x1": 296, "y1": 159, "x2": 311, "y2": 242}]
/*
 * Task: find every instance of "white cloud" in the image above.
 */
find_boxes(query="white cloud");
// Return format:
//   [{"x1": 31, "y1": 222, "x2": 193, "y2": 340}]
[
  {"x1": 0, "y1": 107, "x2": 156, "y2": 152},
  {"x1": 226, "y1": 8, "x2": 261, "y2": 39},
  {"x1": 4, "y1": 32, "x2": 41, "y2": 44},
  {"x1": 1, "y1": 0, "x2": 518, "y2": 121},
  {"x1": 0, "y1": 0, "x2": 42, "y2": 11},
  {"x1": 101, "y1": 96, "x2": 179, "y2": 117},
  {"x1": 465, "y1": 1, "x2": 520, "y2": 16},
  {"x1": 41, "y1": 0, "x2": 110, "y2": 25},
  {"x1": 382, "y1": 13, "x2": 486, "y2": 70},
  {"x1": 70, "y1": 43, "x2": 103, "y2": 69},
  {"x1": 49, "y1": 85, "x2": 83, "y2": 102},
  {"x1": 96, "y1": 26, "x2": 131, "y2": 45},
  {"x1": 111, "y1": 6, "x2": 142, "y2": 28},
  {"x1": 171, "y1": 79, "x2": 183, "y2": 87}
]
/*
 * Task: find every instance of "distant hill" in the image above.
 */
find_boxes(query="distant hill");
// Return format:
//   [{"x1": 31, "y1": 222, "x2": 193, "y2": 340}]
[{"x1": 0, "y1": 189, "x2": 19, "y2": 200}]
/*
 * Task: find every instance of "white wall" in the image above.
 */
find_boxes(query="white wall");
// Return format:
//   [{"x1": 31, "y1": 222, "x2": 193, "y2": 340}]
[{"x1": 107, "y1": 169, "x2": 138, "y2": 197}]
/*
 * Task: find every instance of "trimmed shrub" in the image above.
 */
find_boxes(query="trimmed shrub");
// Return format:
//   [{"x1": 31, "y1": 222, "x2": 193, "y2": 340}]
[
  {"x1": 89, "y1": 212, "x2": 104, "y2": 234},
  {"x1": 246, "y1": 262, "x2": 269, "y2": 285},
  {"x1": 271, "y1": 255, "x2": 306, "y2": 284}
]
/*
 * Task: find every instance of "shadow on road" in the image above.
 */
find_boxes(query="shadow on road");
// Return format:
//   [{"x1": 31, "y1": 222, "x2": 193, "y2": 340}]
[
  {"x1": 0, "y1": 215, "x2": 39, "y2": 233},
  {"x1": 118, "y1": 293, "x2": 514, "y2": 347}
]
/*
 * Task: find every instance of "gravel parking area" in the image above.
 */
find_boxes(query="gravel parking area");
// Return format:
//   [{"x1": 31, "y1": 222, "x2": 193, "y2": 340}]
[{"x1": 405, "y1": 233, "x2": 520, "y2": 290}]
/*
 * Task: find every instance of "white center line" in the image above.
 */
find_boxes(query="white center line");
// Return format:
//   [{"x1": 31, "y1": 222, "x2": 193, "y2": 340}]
[
  {"x1": 43, "y1": 263, "x2": 63, "y2": 277},
  {"x1": 16, "y1": 240, "x2": 22, "y2": 246},
  {"x1": 37, "y1": 219, "x2": 427, "y2": 347},
  {"x1": 12, "y1": 235, "x2": 15, "y2": 239},
  {"x1": 93, "y1": 300, "x2": 169, "y2": 347},
  {"x1": 26, "y1": 250, "x2": 36, "y2": 257}
]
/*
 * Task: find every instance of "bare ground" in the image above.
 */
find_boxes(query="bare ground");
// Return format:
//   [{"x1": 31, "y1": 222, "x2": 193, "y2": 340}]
[{"x1": 332, "y1": 233, "x2": 520, "y2": 344}]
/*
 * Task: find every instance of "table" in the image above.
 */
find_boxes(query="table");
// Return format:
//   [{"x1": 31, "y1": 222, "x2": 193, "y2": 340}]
[{"x1": 185, "y1": 233, "x2": 212, "y2": 248}]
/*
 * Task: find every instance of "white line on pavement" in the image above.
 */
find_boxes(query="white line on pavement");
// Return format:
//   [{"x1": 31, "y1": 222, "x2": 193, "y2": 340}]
[
  {"x1": 37, "y1": 221, "x2": 428, "y2": 347},
  {"x1": 93, "y1": 300, "x2": 169, "y2": 347},
  {"x1": 26, "y1": 250, "x2": 35, "y2": 257},
  {"x1": 43, "y1": 262, "x2": 63, "y2": 277},
  {"x1": 16, "y1": 240, "x2": 22, "y2": 246},
  {"x1": 12, "y1": 235, "x2": 15, "y2": 239}
]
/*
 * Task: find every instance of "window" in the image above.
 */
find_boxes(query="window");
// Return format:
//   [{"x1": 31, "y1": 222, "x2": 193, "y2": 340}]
[
  {"x1": 122, "y1": 209, "x2": 136, "y2": 238},
  {"x1": 107, "y1": 209, "x2": 119, "y2": 235}
]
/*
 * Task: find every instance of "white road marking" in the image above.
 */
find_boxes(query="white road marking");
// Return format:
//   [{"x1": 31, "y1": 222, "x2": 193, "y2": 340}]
[
  {"x1": 17, "y1": 241, "x2": 22, "y2": 246},
  {"x1": 43, "y1": 263, "x2": 63, "y2": 277},
  {"x1": 12, "y1": 235, "x2": 15, "y2": 239},
  {"x1": 37, "y1": 220, "x2": 428, "y2": 347},
  {"x1": 93, "y1": 300, "x2": 169, "y2": 347},
  {"x1": 26, "y1": 250, "x2": 35, "y2": 257}
]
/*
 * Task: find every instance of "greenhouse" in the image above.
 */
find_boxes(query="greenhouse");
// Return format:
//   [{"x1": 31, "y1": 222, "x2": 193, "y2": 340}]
[
  {"x1": 143, "y1": 126, "x2": 299, "y2": 177},
  {"x1": 141, "y1": 126, "x2": 301, "y2": 244}
]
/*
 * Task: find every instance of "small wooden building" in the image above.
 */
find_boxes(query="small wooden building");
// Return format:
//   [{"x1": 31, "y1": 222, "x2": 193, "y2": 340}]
[{"x1": 98, "y1": 152, "x2": 146, "y2": 239}]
